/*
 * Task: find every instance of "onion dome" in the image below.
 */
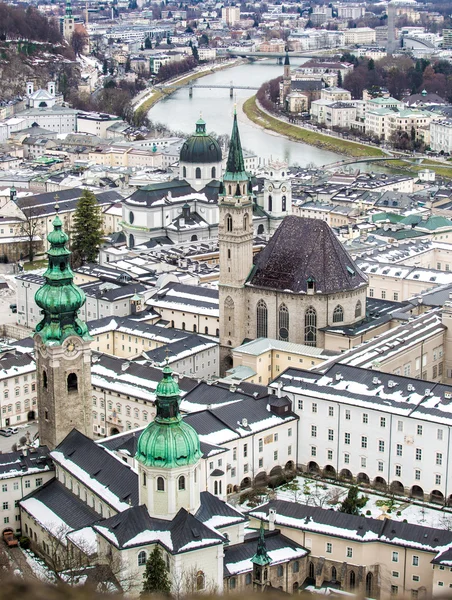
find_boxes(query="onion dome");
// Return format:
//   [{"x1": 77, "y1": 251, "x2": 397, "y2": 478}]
[
  {"x1": 135, "y1": 364, "x2": 201, "y2": 469},
  {"x1": 34, "y1": 210, "x2": 90, "y2": 344},
  {"x1": 179, "y1": 117, "x2": 222, "y2": 164}
]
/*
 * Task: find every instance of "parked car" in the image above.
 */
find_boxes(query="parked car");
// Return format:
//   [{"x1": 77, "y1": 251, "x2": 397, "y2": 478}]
[
  {"x1": 6, "y1": 427, "x2": 18, "y2": 435},
  {"x1": 0, "y1": 429, "x2": 11, "y2": 437},
  {"x1": 3, "y1": 529, "x2": 18, "y2": 547}
]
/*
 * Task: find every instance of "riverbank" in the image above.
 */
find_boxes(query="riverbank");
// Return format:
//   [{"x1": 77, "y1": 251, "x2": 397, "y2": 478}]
[
  {"x1": 134, "y1": 58, "x2": 243, "y2": 122},
  {"x1": 242, "y1": 95, "x2": 385, "y2": 159}
]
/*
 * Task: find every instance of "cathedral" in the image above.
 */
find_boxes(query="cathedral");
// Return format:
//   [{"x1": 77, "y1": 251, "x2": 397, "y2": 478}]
[{"x1": 218, "y1": 111, "x2": 368, "y2": 369}]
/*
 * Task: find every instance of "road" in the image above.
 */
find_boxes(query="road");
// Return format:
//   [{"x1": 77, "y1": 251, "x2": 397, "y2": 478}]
[{"x1": 0, "y1": 423, "x2": 38, "y2": 453}]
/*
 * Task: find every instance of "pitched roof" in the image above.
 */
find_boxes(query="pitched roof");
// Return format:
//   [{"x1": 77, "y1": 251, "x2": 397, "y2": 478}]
[
  {"x1": 94, "y1": 504, "x2": 223, "y2": 553},
  {"x1": 51, "y1": 429, "x2": 138, "y2": 511},
  {"x1": 249, "y1": 500, "x2": 452, "y2": 554},
  {"x1": 248, "y1": 216, "x2": 367, "y2": 294}
]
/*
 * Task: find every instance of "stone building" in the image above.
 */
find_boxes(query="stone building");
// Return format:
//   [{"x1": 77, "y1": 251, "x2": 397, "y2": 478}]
[
  {"x1": 218, "y1": 117, "x2": 368, "y2": 368},
  {"x1": 34, "y1": 208, "x2": 93, "y2": 449}
]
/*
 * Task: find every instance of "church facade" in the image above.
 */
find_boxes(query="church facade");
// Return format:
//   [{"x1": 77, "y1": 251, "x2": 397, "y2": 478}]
[{"x1": 218, "y1": 114, "x2": 368, "y2": 369}]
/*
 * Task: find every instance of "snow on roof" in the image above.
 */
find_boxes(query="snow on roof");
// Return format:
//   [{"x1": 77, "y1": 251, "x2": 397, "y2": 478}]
[
  {"x1": 51, "y1": 451, "x2": 131, "y2": 512},
  {"x1": 226, "y1": 546, "x2": 308, "y2": 575},
  {"x1": 21, "y1": 497, "x2": 72, "y2": 543},
  {"x1": 66, "y1": 526, "x2": 98, "y2": 556}
]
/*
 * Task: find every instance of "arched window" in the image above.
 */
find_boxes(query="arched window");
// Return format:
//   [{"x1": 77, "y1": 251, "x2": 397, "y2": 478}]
[
  {"x1": 332, "y1": 566, "x2": 337, "y2": 581},
  {"x1": 278, "y1": 303, "x2": 289, "y2": 341},
  {"x1": 205, "y1": 326, "x2": 209, "y2": 334},
  {"x1": 129, "y1": 211, "x2": 134, "y2": 224},
  {"x1": 195, "y1": 167, "x2": 201, "y2": 179},
  {"x1": 214, "y1": 480, "x2": 218, "y2": 495},
  {"x1": 182, "y1": 166, "x2": 186, "y2": 178},
  {"x1": 282, "y1": 195, "x2": 287, "y2": 212},
  {"x1": 142, "y1": 472, "x2": 147, "y2": 486},
  {"x1": 277, "y1": 565, "x2": 284, "y2": 577},
  {"x1": 256, "y1": 299, "x2": 268, "y2": 338},
  {"x1": 43, "y1": 370, "x2": 47, "y2": 389},
  {"x1": 333, "y1": 305, "x2": 344, "y2": 323},
  {"x1": 243, "y1": 213, "x2": 249, "y2": 230},
  {"x1": 366, "y1": 572, "x2": 373, "y2": 595},
  {"x1": 138, "y1": 551, "x2": 147, "y2": 566},
  {"x1": 226, "y1": 214, "x2": 232, "y2": 232},
  {"x1": 305, "y1": 307, "x2": 317, "y2": 347},
  {"x1": 211, "y1": 166, "x2": 216, "y2": 179},
  {"x1": 349, "y1": 570, "x2": 356, "y2": 589},
  {"x1": 292, "y1": 561, "x2": 299, "y2": 573},
  {"x1": 355, "y1": 300, "x2": 362, "y2": 318},
  {"x1": 157, "y1": 477, "x2": 165, "y2": 491},
  {"x1": 129, "y1": 233, "x2": 135, "y2": 249},
  {"x1": 182, "y1": 322, "x2": 185, "y2": 330},
  {"x1": 67, "y1": 373, "x2": 78, "y2": 392},
  {"x1": 197, "y1": 571, "x2": 205, "y2": 591},
  {"x1": 308, "y1": 562, "x2": 315, "y2": 579},
  {"x1": 178, "y1": 475, "x2": 185, "y2": 490},
  {"x1": 191, "y1": 234, "x2": 198, "y2": 242},
  {"x1": 268, "y1": 195, "x2": 273, "y2": 212},
  {"x1": 257, "y1": 224, "x2": 264, "y2": 235}
]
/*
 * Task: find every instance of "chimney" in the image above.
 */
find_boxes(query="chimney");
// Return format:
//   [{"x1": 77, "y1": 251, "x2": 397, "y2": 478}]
[{"x1": 268, "y1": 508, "x2": 276, "y2": 531}]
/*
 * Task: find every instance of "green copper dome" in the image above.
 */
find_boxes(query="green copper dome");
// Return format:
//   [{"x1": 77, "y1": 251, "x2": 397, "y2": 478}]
[
  {"x1": 34, "y1": 211, "x2": 90, "y2": 344},
  {"x1": 136, "y1": 364, "x2": 201, "y2": 469},
  {"x1": 180, "y1": 117, "x2": 222, "y2": 165}
]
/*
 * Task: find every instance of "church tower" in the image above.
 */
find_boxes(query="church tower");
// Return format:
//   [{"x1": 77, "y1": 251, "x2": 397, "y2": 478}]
[
  {"x1": 251, "y1": 521, "x2": 272, "y2": 592},
  {"x1": 135, "y1": 363, "x2": 202, "y2": 520},
  {"x1": 282, "y1": 50, "x2": 291, "y2": 110},
  {"x1": 218, "y1": 109, "x2": 254, "y2": 371},
  {"x1": 62, "y1": 0, "x2": 75, "y2": 41},
  {"x1": 34, "y1": 207, "x2": 92, "y2": 450}
]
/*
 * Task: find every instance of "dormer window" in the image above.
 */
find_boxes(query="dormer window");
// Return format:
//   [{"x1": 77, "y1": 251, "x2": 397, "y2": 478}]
[{"x1": 307, "y1": 277, "x2": 315, "y2": 292}]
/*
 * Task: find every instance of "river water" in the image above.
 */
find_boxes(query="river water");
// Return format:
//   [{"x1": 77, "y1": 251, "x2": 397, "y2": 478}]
[{"x1": 148, "y1": 58, "x2": 342, "y2": 166}]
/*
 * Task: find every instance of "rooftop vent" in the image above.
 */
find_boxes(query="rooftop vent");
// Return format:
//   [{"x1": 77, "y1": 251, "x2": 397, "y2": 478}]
[
  {"x1": 388, "y1": 380, "x2": 396, "y2": 388},
  {"x1": 372, "y1": 377, "x2": 379, "y2": 385},
  {"x1": 407, "y1": 384, "x2": 415, "y2": 392}
]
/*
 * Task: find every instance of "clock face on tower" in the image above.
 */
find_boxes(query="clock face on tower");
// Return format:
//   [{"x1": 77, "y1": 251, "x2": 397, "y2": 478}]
[{"x1": 63, "y1": 338, "x2": 80, "y2": 356}]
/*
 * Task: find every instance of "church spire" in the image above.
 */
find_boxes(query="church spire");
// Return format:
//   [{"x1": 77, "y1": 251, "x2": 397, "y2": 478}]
[
  {"x1": 284, "y1": 49, "x2": 290, "y2": 66},
  {"x1": 251, "y1": 521, "x2": 272, "y2": 567},
  {"x1": 65, "y1": 0, "x2": 73, "y2": 17},
  {"x1": 224, "y1": 108, "x2": 247, "y2": 181},
  {"x1": 34, "y1": 206, "x2": 90, "y2": 344}
]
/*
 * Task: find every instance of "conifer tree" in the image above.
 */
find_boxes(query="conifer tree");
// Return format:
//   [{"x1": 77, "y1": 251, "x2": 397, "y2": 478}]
[
  {"x1": 339, "y1": 486, "x2": 368, "y2": 515},
  {"x1": 71, "y1": 190, "x2": 104, "y2": 266},
  {"x1": 141, "y1": 546, "x2": 171, "y2": 596}
]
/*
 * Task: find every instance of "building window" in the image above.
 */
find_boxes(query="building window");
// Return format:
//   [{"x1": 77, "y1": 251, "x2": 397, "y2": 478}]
[
  {"x1": 391, "y1": 586, "x2": 398, "y2": 595},
  {"x1": 392, "y1": 552, "x2": 399, "y2": 563},
  {"x1": 361, "y1": 436, "x2": 367, "y2": 448},
  {"x1": 415, "y1": 449, "x2": 422, "y2": 461},
  {"x1": 344, "y1": 453, "x2": 350, "y2": 464},
  {"x1": 363, "y1": 413, "x2": 368, "y2": 424},
  {"x1": 397, "y1": 444, "x2": 402, "y2": 456},
  {"x1": 311, "y1": 426, "x2": 317, "y2": 437},
  {"x1": 256, "y1": 300, "x2": 268, "y2": 338},
  {"x1": 380, "y1": 417, "x2": 386, "y2": 428},
  {"x1": 379, "y1": 441, "x2": 385, "y2": 452},
  {"x1": 244, "y1": 444, "x2": 248, "y2": 458},
  {"x1": 226, "y1": 214, "x2": 232, "y2": 232},
  {"x1": 138, "y1": 551, "x2": 146, "y2": 566},
  {"x1": 67, "y1": 373, "x2": 78, "y2": 392},
  {"x1": 345, "y1": 433, "x2": 350, "y2": 444},
  {"x1": 328, "y1": 429, "x2": 334, "y2": 441},
  {"x1": 436, "y1": 474, "x2": 442, "y2": 485},
  {"x1": 417, "y1": 425, "x2": 423, "y2": 435},
  {"x1": 197, "y1": 571, "x2": 205, "y2": 591},
  {"x1": 329, "y1": 406, "x2": 334, "y2": 417},
  {"x1": 412, "y1": 556, "x2": 419, "y2": 567},
  {"x1": 327, "y1": 450, "x2": 333, "y2": 460},
  {"x1": 195, "y1": 167, "x2": 201, "y2": 179},
  {"x1": 378, "y1": 461, "x2": 384, "y2": 472},
  {"x1": 398, "y1": 421, "x2": 403, "y2": 432},
  {"x1": 312, "y1": 403, "x2": 317, "y2": 413},
  {"x1": 326, "y1": 543, "x2": 332, "y2": 553},
  {"x1": 178, "y1": 476, "x2": 185, "y2": 491},
  {"x1": 436, "y1": 453, "x2": 442, "y2": 466},
  {"x1": 355, "y1": 300, "x2": 362, "y2": 318},
  {"x1": 347, "y1": 547, "x2": 353, "y2": 558},
  {"x1": 415, "y1": 469, "x2": 421, "y2": 480},
  {"x1": 333, "y1": 305, "x2": 344, "y2": 323},
  {"x1": 438, "y1": 429, "x2": 444, "y2": 441},
  {"x1": 278, "y1": 303, "x2": 289, "y2": 341},
  {"x1": 345, "y1": 410, "x2": 350, "y2": 420},
  {"x1": 395, "y1": 465, "x2": 401, "y2": 477},
  {"x1": 305, "y1": 307, "x2": 317, "y2": 346},
  {"x1": 157, "y1": 477, "x2": 165, "y2": 491},
  {"x1": 259, "y1": 438, "x2": 263, "y2": 452},
  {"x1": 277, "y1": 565, "x2": 284, "y2": 577},
  {"x1": 298, "y1": 400, "x2": 303, "y2": 410},
  {"x1": 311, "y1": 446, "x2": 317, "y2": 456}
]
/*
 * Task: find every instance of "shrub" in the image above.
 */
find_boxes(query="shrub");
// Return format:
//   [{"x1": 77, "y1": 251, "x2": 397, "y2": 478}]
[
  {"x1": 366, "y1": 510, "x2": 371, "y2": 515},
  {"x1": 19, "y1": 536, "x2": 30, "y2": 549}
]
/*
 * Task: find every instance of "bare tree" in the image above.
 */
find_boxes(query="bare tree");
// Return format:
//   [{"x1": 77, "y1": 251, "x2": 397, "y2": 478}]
[
  {"x1": 17, "y1": 199, "x2": 44, "y2": 263},
  {"x1": 71, "y1": 30, "x2": 88, "y2": 56},
  {"x1": 172, "y1": 564, "x2": 218, "y2": 600}
]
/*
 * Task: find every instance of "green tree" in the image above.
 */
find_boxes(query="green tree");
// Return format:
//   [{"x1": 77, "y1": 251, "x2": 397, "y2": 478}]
[
  {"x1": 141, "y1": 547, "x2": 171, "y2": 596},
  {"x1": 368, "y1": 58, "x2": 375, "y2": 71},
  {"x1": 102, "y1": 59, "x2": 108, "y2": 75},
  {"x1": 337, "y1": 70, "x2": 343, "y2": 87},
  {"x1": 72, "y1": 190, "x2": 104, "y2": 266},
  {"x1": 144, "y1": 36, "x2": 152, "y2": 49},
  {"x1": 339, "y1": 486, "x2": 368, "y2": 515},
  {"x1": 125, "y1": 56, "x2": 131, "y2": 72}
]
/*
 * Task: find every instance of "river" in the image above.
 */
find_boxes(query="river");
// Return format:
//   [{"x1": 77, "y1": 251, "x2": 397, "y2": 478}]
[{"x1": 148, "y1": 58, "x2": 343, "y2": 167}]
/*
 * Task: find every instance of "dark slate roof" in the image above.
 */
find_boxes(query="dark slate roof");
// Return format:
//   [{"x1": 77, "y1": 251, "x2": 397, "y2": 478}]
[
  {"x1": 195, "y1": 491, "x2": 246, "y2": 527},
  {"x1": 181, "y1": 380, "x2": 269, "y2": 411},
  {"x1": 21, "y1": 478, "x2": 100, "y2": 531},
  {"x1": 52, "y1": 429, "x2": 138, "y2": 508},
  {"x1": 0, "y1": 445, "x2": 53, "y2": 480},
  {"x1": 249, "y1": 500, "x2": 452, "y2": 553},
  {"x1": 224, "y1": 529, "x2": 308, "y2": 577},
  {"x1": 16, "y1": 188, "x2": 121, "y2": 218},
  {"x1": 291, "y1": 80, "x2": 323, "y2": 91},
  {"x1": 94, "y1": 504, "x2": 223, "y2": 553},
  {"x1": 248, "y1": 216, "x2": 367, "y2": 294},
  {"x1": 124, "y1": 180, "x2": 208, "y2": 207}
]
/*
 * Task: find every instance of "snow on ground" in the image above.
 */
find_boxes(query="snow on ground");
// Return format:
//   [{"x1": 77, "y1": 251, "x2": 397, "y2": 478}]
[
  {"x1": 239, "y1": 475, "x2": 452, "y2": 531},
  {"x1": 22, "y1": 548, "x2": 56, "y2": 583}
]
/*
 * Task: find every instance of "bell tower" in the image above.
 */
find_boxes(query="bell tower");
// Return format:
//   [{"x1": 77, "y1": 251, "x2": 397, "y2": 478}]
[
  {"x1": 135, "y1": 363, "x2": 202, "y2": 520},
  {"x1": 34, "y1": 205, "x2": 92, "y2": 450},
  {"x1": 282, "y1": 50, "x2": 291, "y2": 110},
  {"x1": 218, "y1": 109, "x2": 254, "y2": 371}
]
